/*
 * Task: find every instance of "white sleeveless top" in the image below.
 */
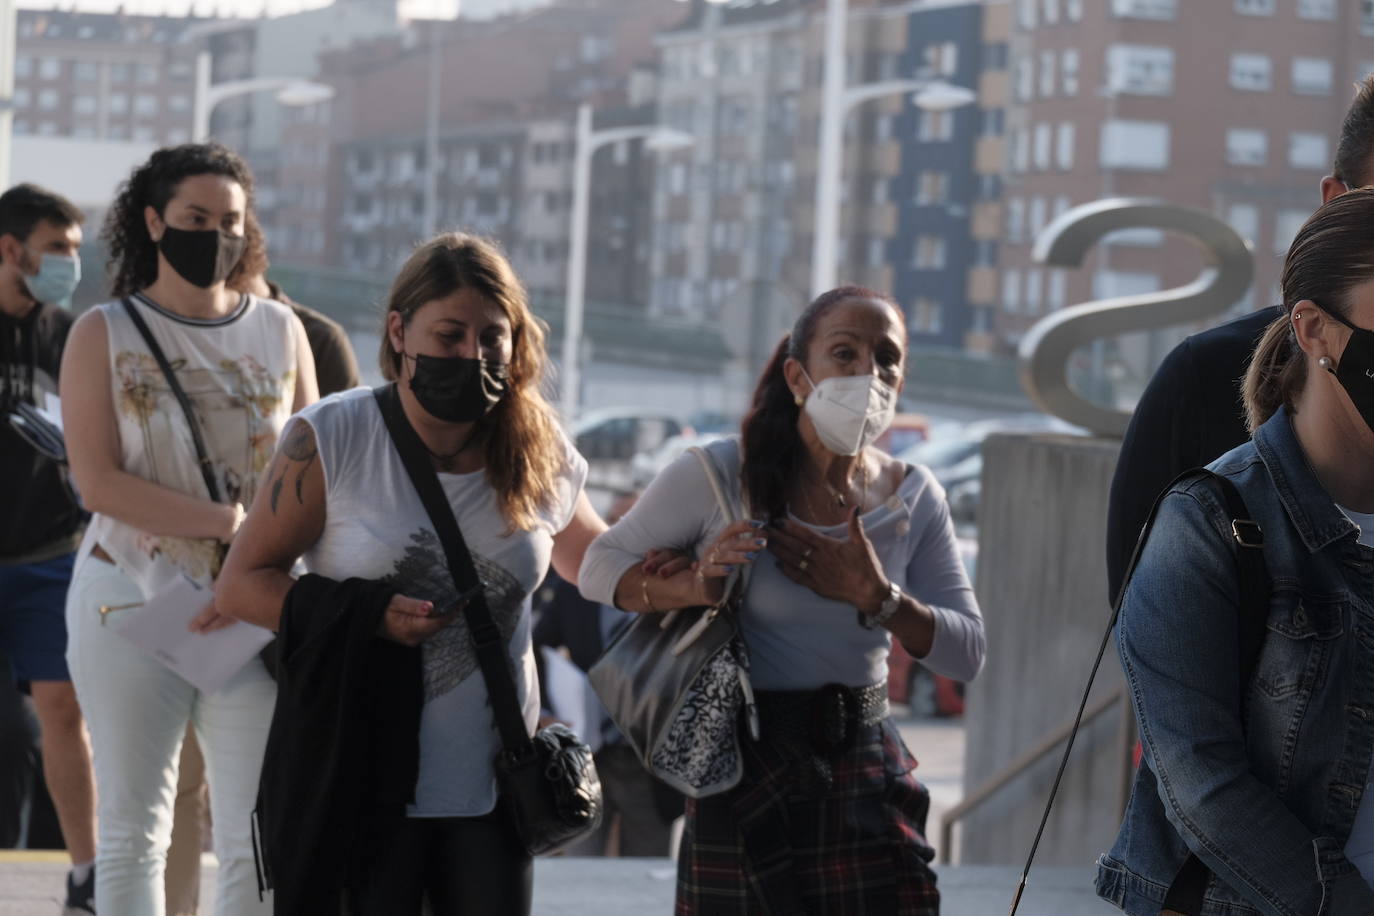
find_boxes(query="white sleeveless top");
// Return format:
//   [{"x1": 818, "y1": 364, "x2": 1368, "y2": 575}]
[
  {"x1": 293, "y1": 387, "x2": 588, "y2": 817},
  {"x1": 78, "y1": 292, "x2": 302, "y2": 598}
]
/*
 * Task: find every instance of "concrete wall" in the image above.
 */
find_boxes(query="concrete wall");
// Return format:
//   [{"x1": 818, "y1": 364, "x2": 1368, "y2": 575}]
[{"x1": 958, "y1": 431, "x2": 1134, "y2": 866}]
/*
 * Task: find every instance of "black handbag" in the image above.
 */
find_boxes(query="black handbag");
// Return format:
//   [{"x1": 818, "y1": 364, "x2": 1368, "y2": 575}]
[
  {"x1": 121, "y1": 298, "x2": 283, "y2": 679},
  {"x1": 373, "y1": 384, "x2": 603, "y2": 856}
]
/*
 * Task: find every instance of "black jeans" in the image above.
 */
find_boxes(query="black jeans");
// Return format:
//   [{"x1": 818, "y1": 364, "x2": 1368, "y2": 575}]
[{"x1": 347, "y1": 808, "x2": 532, "y2": 915}]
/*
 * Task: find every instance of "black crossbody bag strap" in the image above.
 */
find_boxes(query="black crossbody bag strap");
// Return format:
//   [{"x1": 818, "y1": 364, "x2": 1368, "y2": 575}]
[
  {"x1": 372, "y1": 384, "x2": 532, "y2": 758},
  {"x1": 1010, "y1": 468, "x2": 1269, "y2": 916},
  {"x1": 121, "y1": 297, "x2": 221, "y2": 504}
]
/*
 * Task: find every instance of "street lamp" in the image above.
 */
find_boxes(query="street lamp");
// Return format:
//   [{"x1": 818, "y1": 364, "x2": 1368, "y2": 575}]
[
  {"x1": 810, "y1": 0, "x2": 977, "y2": 297},
  {"x1": 559, "y1": 102, "x2": 692, "y2": 422},
  {"x1": 192, "y1": 50, "x2": 335, "y2": 143}
]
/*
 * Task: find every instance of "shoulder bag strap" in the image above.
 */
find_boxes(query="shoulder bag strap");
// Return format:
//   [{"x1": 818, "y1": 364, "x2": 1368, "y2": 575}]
[
  {"x1": 687, "y1": 445, "x2": 753, "y2": 596},
  {"x1": 372, "y1": 384, "x2": 532, "y2": 759},
  {"x1": 1011, "y1": 467, "x2": 1269, "y2": 915},
  {"x1": 121, "y1": 297, "x2": 221, "y2": 504},
  {"x1": 1160, "y1": 469, "x2": 1269, "y2": 916}
]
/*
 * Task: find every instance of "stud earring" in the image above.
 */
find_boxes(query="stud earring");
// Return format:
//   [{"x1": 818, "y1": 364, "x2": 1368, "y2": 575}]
[
  {"x1": 1319, "y1": 356, "x2": 1334, "y2": 372},
  {"x1": 1293, "y1": 312, "x2": 1303, "y2": 321},
  {"x1": 794, "y1": 394, "x2": 805, "y2": 407}
]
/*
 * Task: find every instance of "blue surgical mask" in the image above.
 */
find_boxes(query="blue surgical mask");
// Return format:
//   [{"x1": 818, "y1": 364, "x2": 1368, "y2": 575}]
[{"x1": 22, "y1": 252, "x2": 80, "y2": 306}]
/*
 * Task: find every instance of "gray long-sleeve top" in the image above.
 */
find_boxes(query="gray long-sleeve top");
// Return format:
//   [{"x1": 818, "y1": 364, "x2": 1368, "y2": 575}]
[{"x1": 577, "y1": 437, "x2": 986, "y2": 690}]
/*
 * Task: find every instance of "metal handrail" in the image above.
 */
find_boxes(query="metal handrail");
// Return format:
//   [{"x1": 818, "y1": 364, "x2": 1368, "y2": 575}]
[{"x1": 937, "y1": 688, "x2": 1131, "y2": 863}]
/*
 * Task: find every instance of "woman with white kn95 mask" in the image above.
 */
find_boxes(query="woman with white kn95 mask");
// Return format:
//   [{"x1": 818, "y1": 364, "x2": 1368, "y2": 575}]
[{"x1": 578, "y1": 285, "x2": 986, "y2": 914}]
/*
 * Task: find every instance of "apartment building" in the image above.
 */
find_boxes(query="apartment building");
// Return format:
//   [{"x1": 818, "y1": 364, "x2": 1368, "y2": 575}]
[{"x1": 993, "y1": 0, "x2": 1373, "y2": 392}]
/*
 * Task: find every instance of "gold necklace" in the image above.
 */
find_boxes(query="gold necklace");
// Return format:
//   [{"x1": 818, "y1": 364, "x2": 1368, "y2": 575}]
[{"x1": 797, "y1": 458, "x2": 869, "y2": 522}]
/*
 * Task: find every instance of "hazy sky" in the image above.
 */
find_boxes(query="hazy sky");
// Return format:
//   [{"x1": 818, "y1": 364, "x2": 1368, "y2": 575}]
[{"x1": 12, "y1": 0, "x2": 562, "y2": 20}]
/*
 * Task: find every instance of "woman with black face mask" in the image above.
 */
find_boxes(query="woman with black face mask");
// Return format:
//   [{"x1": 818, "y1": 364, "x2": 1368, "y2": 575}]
[
  {"x1": 217, "y1": 232, "x2": 617, "y2": 914},
  {"x1": 1096, "y1": 189, "x2": 1374, "y2": 915},
  {"x1": 59, "y1": 143, "x2": 318, "y2": 915}
]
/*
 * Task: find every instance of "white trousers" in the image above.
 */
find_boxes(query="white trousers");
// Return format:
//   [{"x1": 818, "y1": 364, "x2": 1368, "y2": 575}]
[{"x1": 66, "y1": 556, "x2": 275, "y2": 916}]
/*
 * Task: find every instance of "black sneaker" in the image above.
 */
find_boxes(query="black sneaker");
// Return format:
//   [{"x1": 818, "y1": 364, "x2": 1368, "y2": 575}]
[{"x1": 63, "y1": 865, "x2": 95, "y2": 915}]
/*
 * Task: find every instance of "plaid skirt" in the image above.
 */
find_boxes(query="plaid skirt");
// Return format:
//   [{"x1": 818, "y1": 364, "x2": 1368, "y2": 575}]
[{"x1": 675, "y1": 717, "x2": 939, "y2": 915}]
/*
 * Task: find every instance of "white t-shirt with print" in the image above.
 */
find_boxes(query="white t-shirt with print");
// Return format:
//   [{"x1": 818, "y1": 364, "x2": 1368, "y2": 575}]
[{"x1": 292, "y1": 387, "x2": 588, "y2": 817}]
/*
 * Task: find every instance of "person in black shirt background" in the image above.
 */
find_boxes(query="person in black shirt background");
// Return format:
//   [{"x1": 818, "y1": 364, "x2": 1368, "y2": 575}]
[
  {"x1": 0, "y1": 184, "x2": 98, "y2": 913},
  {"x1": 1106, "y1": 76, "x2": 1374, "y2": 601}
]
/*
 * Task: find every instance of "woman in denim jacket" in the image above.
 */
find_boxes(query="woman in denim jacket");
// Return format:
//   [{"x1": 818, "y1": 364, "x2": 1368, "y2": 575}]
[{"x1": 1098, "y1": 189, "x2": 1374, "y2": 916}]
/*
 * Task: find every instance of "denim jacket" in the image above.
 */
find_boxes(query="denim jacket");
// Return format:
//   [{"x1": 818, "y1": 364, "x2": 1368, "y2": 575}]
[{"x1": 1097, "y1": 407, "x2": 1374, "y2": 916}]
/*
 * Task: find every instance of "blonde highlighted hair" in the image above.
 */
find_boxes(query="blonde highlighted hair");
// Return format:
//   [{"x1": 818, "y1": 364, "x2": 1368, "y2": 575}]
[{"x1": 380, "y1": 232, "x2": 563, "y2": 531}]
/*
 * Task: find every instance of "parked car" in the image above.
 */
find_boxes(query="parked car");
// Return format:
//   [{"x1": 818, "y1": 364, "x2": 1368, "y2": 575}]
[{"x1": 573, "y1": 409, "x2": 686, "y2": 462}]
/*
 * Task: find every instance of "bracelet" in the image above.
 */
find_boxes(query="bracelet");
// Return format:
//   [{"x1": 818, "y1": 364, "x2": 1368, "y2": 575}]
[
  {"x1": 641, "y1": 573, "x2": 658, "y2": 613},
  {"x1": 226, "y1": 502, "x2": 246, "y2": 543}
]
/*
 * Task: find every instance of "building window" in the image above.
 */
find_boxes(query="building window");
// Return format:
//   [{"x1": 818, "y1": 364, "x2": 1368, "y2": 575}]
[
  {"x1": 37, "y1": 89, "x2": 59, "y2": 111},
  {"x1": 14, "y1": 55, "x2": 32, "y2": 79},
  {"x1": 1111, "y1": 0, "x2": 1177, "y2": 19},
  {"x1": 12, "y1": 88, "x2": 29, "y2": 108},
  {"x1": 1066, "y1": 0, "x2": 1084, "y2": 18},
  {"x1": 169, "y1": 94, "x2": 190, "y2": 112},
  {"x1": 916, "y1": 171, "x2": 949, "y2": 205},
  {"x1": 1018, "y1": 0, "x2": 1037, "y2": 29},
  {"x1": 1029, "y1": 197, "x2": 1048, "y2": 237},
  {"x1": 1048, "y1": 269, "x2": 1067, "y2": 309},
  {"x1": 1289, "y1": 131, "x2": 1330, "y2": 169},
  {"x1": 134, "y1": 95, "x2": 157, "y2": 117},
  {"x1": 918, "y1": 110, "x2": 954, "y2": 142},
  {"x1": 1006, "y1": 198, "x2": 1026, "y2": 241},
  {"x1": 1043, "y1": 0, "x2": 1061, "y2": 24},
  {"x1": 1025, "y1": 269, "x2": 1044, "y2": 314},
  {"x1": 73, "y1": 61, "x2": 99, "y2": 82},
  {"x1": 108, "y1": 93, "x2": 128, "y2": 114},
  {"x1": 1230, "y1": 54, "x2": 1273, "y2": 91},
  {"x1": 38, "y1": 58, "x2": 62, "y2": 80},
  {"x1": 1033, "y1": 123, "x2": 1052, "y2": 170},
  {"x1": 137, "y1": 64, "x2": 158, "y2": 84},
  {"x1": 37, "y1": 121, "x2": 58, "y2": 136},
  {"x1": 1274, "y1": 209, "x2": 1307, "y2": 254},
  {"x1": 1100, "y1": 120, "x2": 1171, "y2": 170},
  {"x1": 1003, "y1": 269, "x2": 1023, "y2": 313},
  {"x1": 1106, "y1": 45, "x2": 1174, "y2": 95},
  {"x1": 73, "y1": 94, "x2": 97, "y2": 116},
  {"x1": 913, "y1": 236, "x2": 947, "y2": 270},
  {"x1": 1017, "y1": 55, "x2": 1035, "y2": 102},
  {"x1": 925, "y1": 42, "x2": 958, "y2": 77},
  {"x1": 1226, "y1": 129, "x2": 1267, "y2": 165},
  {"x1": 912, "y1": 298, "x2": 943, "y2": 334},
  {"x1": 1297, "y1": 0, "x2": 1336, "y2": 18},
  {"x1": 1039, "y1": 51, "x2": 1057, "y2": 97},
  {"x1": 133, "y1": 125, "x2": 157, "y2": 142},
  {"x1": 1364, "y1": 0, "x2": 1374, "y2": 33},
  {"x1": 1292, "y1": 58, "x2": 1333, "y2": 95},
  {"x1": 868, "y1": 238, "x2": 886, "y2": 267},
  {"x1": 1056, "y1": 122, "x2": 1076, "y2": 169},
  {"x1": 1012, "y1": 128, "x2": 1030, "y2": 172},
  {"x1": 1234, "y1": 0, "x2": 1275, "y2": 13},
  {"x1": 1227, "y1": 204, "x2": 1260, "y2": 246},
  {"x1": 1061, "y1": 48, "x2": 1080, "y2": 95}
]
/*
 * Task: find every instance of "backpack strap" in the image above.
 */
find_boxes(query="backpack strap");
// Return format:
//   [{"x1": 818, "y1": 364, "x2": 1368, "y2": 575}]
[{"x1": 1160, "y1": 469, "x2": 1269, "y2": 916}]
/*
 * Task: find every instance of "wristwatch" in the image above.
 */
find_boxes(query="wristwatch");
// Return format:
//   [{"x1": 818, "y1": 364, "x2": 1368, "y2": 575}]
[{"x1": 862, "y1": 579, "x2": 902, "y2": 630}]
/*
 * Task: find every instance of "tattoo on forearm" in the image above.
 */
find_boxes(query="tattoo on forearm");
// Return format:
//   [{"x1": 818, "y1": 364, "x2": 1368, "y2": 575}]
[{"x1": 269, "y1": 423, "x2": 318, "y2": 515}]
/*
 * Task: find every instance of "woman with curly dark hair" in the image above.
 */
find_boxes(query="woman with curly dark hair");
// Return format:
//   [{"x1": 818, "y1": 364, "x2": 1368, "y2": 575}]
[{"x1": 59, "y1": 143, "x2": 316, "y2": 914}]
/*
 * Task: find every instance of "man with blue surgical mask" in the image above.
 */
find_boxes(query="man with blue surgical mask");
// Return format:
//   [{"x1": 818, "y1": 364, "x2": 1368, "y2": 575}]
[{"x1": 0, "y1": 183, "x2": 98, "y2": 914}]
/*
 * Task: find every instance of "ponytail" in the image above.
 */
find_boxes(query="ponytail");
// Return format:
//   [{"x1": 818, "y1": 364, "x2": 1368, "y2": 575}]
[
  {"x1": 741, "y1": 335, "x2": 804, "y2": 521},
  {"x1": 1243, "y1": 316, "x2": 1304, "y2": 434}
]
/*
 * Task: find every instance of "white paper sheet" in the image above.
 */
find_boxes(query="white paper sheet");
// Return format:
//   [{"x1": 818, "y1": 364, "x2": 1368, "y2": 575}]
[
  {"x1": 109, "y1": 574, "x2": 275, "y2": 694},
  {"x1": 540, "y1": 646, "x2": 604, "y2": 752}
]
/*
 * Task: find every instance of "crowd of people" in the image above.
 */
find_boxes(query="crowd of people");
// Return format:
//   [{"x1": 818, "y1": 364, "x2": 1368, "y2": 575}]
[{"x1": 0, "y1": 71, "x2": 1373, "y2": 916}]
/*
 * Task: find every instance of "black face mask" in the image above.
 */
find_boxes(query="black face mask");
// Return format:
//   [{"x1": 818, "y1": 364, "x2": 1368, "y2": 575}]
[
  {"x1": 158, "y1": 226, "x2": 246, "y2": 289},
  {"x1": 1325, "y1": 306, "x2": 1374, "y2": 434},
  {"x1": 406, "y1": 352, "x2": 509, "y2": 423}
]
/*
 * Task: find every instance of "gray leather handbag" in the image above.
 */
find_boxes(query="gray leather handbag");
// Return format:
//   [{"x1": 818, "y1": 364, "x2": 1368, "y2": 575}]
[{"x1": 587, "y1": 446, "x2": 760, "y2": 799}]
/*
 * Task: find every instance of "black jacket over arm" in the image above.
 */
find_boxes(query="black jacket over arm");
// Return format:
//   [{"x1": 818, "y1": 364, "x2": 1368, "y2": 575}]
[
  {"x1": 1105, "y1": 306, "x2": 1280, "y2": 601},
  {"x1": 255, "y1": 574, "x2": 420, "y2": 915}
]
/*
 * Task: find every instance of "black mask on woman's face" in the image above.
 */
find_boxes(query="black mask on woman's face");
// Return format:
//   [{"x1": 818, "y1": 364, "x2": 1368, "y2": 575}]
[
  {"x1": 158, "y1": 226, "x2": 246, "y2": 289},
  {"x1": 405, "y1": 351, "x2": 509, "y2": 423},
  {"x1": 1324, "y1": 306, "x2": 1374, "y2": 435}
]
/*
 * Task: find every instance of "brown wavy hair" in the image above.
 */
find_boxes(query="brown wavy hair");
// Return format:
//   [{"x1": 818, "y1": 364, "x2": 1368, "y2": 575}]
[
  {"x1": 1244, "y1": 188, "x2": 1374, "y2": 432},
  {"x1": 102, "y1": 143, "x2": 267, "y2": 297},
  {"x1": 381, "y1": 232, "x2": 563, "y2": 532}
]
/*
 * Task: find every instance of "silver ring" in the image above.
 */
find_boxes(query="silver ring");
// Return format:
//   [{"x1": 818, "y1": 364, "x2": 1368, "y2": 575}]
[
  {"x1": 800, "y1": 559, "x2": 809, "y2": 571},
  {"x1": 803, "y1": 547, "x2": 813, "y2": 559}
]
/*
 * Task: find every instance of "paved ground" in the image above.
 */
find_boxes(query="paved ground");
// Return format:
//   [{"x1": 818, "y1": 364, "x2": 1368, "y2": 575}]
[{"x1": 0, "y1": 716, "x2": 1117, "y2": 913}]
